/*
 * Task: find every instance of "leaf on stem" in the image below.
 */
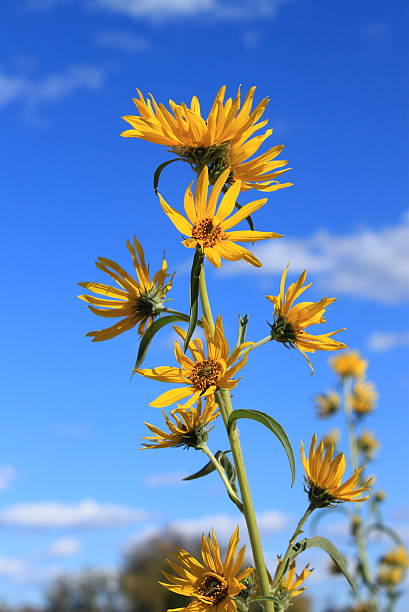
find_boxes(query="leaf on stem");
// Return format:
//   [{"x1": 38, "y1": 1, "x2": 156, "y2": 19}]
[
  {"x1": 133, "y1": 315, "x2": 190, "y2": 371},
  {"x1": 227, "y1": 409, "x2": 296, "y2": 486},
  {"x1": 184, "y1": 247, "x2": 204, "y2": 352},
  {"x1": 153, "y1": 158, "x2": 183, "y2": 195},
  {"x1": 183, "y1": 450, "x2": 232, "y2": 481},
  {"x1": 298, "y1": 536, "x2": 355, "y2": 591}
]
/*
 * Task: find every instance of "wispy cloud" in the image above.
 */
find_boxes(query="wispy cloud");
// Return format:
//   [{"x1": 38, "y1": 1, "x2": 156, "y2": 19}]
[
  {"x1": 223, "y1": 211, "x2": 409, "y2": 305},
  {"x1": 0, "y1": 64, "x2": 105, "y2": 112},
  {"x1": 43, "y1": 537, "x2": 81, "y2": 557},
  {"x1": 126, "y1": 509, "x2": 289, "y2": 550},
  {"x1": 28, "y1": 0, "x2": 290, "y2": 22},
  {"x1": 367, "y1": 331, "x2": 409, "y2": 352},
  {"x1": 96, "y1": 30, "x2": 151, "y2": 52},
  {"x1": 0, "y1": 557, "x2": 57, "y2": 585},
  {"x1": 0, "y1": 466, "x2": 17, "y2": 491},
  {"x1": 0, "y1": 499, "x2": 146, "y2": 529},
  {"x1": 144, "y1": 471, "x2": 185, "y2": 487}
]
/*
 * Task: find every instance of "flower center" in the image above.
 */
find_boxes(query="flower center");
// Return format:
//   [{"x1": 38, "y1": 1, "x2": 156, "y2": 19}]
[
  {"x1": 189, "y1": 359, "x2": 222, "y2": 392},
  {"x1": 192, "y1": 218, "x2": 225, "y2": 248},
  {"x1": 198, "y1": 575, "x2": 228, "y2": 603}
]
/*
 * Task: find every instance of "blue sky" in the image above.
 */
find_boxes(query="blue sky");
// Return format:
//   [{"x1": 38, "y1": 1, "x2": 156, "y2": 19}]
[{"x1": 1, "y1": 0, "x2": 408, "y2": 608}]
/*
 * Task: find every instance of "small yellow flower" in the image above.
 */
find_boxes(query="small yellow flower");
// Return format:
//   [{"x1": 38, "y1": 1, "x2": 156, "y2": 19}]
[
  {"x1": 381, "y1": 547, "x2": 409, "y2": 569},
  {"x1": 158, "y1": 166, "x2": 282, "y2": 268},
  {"x1": 350, "y1": 382, "x2": 378, "y2": 416},
  {"x1": 135, "y1": 316, "x2": 251, "y2": 408},
  {"x1": 78, "y1": 237, "x2": 173, "y2": 340},
  {"x1": 357, "y1": 430, "x2": 380, "y2": 459},
  {"x1": 330, "y1": 350, "x2": 367, "y2": 379},
  {"x1": 121, "y1": 86, "x2": 292, "y2": 192},
  {"x1": 315, "y1": 392, "x2": 340, "y2": 418},
  {"x1": 374, "y1": 490, "x2": 387, "y2": 503},
  {"x1": 141, "y1": 399, "x2": 219, "y2": 450},
  {"x1": 160, "y1": 527, "x2": 253, "y2": 612},
  {"x1": 323, "y1": 428, "x2": 341, "y2": 448},
  {"x1": 267, "y1": 265, "x2": 347, "y2": 372},
  {"x1": 301, "y1": 434, "x2": 373, "y2": 507},
  {"x1": 273, "y1": 558, "x2": 313, "y2": 600},
  {"x1": 378, "y1": 566, "x2": 405, "y2": 587}
]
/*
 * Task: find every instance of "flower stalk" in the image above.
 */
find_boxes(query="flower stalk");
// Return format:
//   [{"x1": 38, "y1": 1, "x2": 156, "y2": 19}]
[{"x1": 198, "y1": 264, "x2": 275, "y2": 612}]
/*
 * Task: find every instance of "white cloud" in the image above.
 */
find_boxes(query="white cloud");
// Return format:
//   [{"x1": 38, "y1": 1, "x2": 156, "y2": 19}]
[
  {"x1": 367, "y1": 331, "x2": 409, "y2": 352},
  {"x1": 0, "y1": 499, "x2": 146, "y2": 529},
  {"x1": 144, "y1": 471, "x2": 185, "y2": 487},
  {"x1": 0, "y1": 64, "x2": 105, "y2": 110},
  {"x1": 224, "y1": 211, "x2": 409, "y2": 305},
  {"x1": 43, "y1": 537, "x2": 81, "y2": 557},
  {"x1": 0, "y1": 557, "x2": 57, "y2": 585},
  {"x1": 96, "y1": 30, "x2": 151, "y2": 52},
  {"x1": 0, "y1": 466, "x2": 17, "y2": 491},
  {"x1": 28, "y1": 0, "x2": 290, "y2": 22},
  {"x1": 125, "y1": 509, "x2": 288, "y2": 550}
]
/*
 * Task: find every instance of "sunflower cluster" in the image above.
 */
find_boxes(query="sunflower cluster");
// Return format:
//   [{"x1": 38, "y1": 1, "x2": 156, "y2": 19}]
[{"x1": 77, "y1": 85, "x2": 384, "y2": 612}]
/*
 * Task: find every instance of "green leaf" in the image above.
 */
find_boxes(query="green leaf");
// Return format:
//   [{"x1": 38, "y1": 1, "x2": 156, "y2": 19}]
[
  {"x1": 153, "y1": 158, "x2": 183, "y2": 195},
  {"x1": 184, "y1": 248, "x2": 204, "y2": 352},
  {"x1": 300, "y1": 536, "x2": 355, "y2": 591},
  {"x1": 234, "y1": 201, "x2": 255, "y2": 232},
  {"x1": 183, "y1": 451, "x2": 232, "y2": 481},
  {"x1": 363, "y1": 523, "x2": 404, "y2": 547},
  {"x1": 133, "y1": 315, "x2": 189, "y2": 371},
  {"x1": 227, "y1": 409, "x2": 296, "y2": 486}
]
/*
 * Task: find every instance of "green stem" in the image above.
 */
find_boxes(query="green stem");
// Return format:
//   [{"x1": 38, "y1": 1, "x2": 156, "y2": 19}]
[
  {"x1": 161, "y1": 308, "x2": 190, "y2": 320},
  {"x1": 198, "y1": 266, "x2": 215, "y2": 334},
  {"x1": 341, "y1": 377, "x2": 375, "y2": 599},
  {"x1": 198, "y1": 264, "x2": 275, "y2": 612},
  {"x1": 239, "y1": 335, "x2": 272, "y2": 358},
  {"x1": 200, "y1": 444, "x2": 243, "y2": 511},
  {"x1": 272, "y1": 505, "x2": 314, "y2": 589}
]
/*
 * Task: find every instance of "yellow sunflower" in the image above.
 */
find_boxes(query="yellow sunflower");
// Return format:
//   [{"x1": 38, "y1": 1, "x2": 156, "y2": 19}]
[
  {"x1": 121, "y1": 85, "x2": 292, "y2": 192},
  {"x1": 267, "y1": 265, "x2": 347, "y2": 372},
  {"x1": 141, "y1": 399, "x2": 219, "y2": 450},
  {"x1": 381, "y1": 547, "x2": 409, "y2": 569},
  {"x1": 78, "y1": 237, "x2": 173, "y2": 341},
  {"x1": 160, "y1": 527, "x2": 253, "y2": 612},
  {"x1": 301, "y1": 434, "x2": 373, "y2": 507},
  {"x1": 135, "y1": 316, "x2": 251, "y2": 408},
  {"x1": 377, "y1": 566, "x2": 405, "y2": 587},
  {"x1": 315, "y1": 391, "x2": 340, "y2": 418},
  {"x1": 356, "y1": 430, "x2": 380, "y2": 459},
  {"x1": 350, "y1": 381, "x2": 377, "y2": 416},
  {"x1": 330, "y1": 350, "x2": 368, "y2": 379},
  {"x1": 273, "y1": 558, "x2": 313, "y2": 601},
  {"x1": 158, "y1": 166, "x2": 282, "y2": 268}
]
